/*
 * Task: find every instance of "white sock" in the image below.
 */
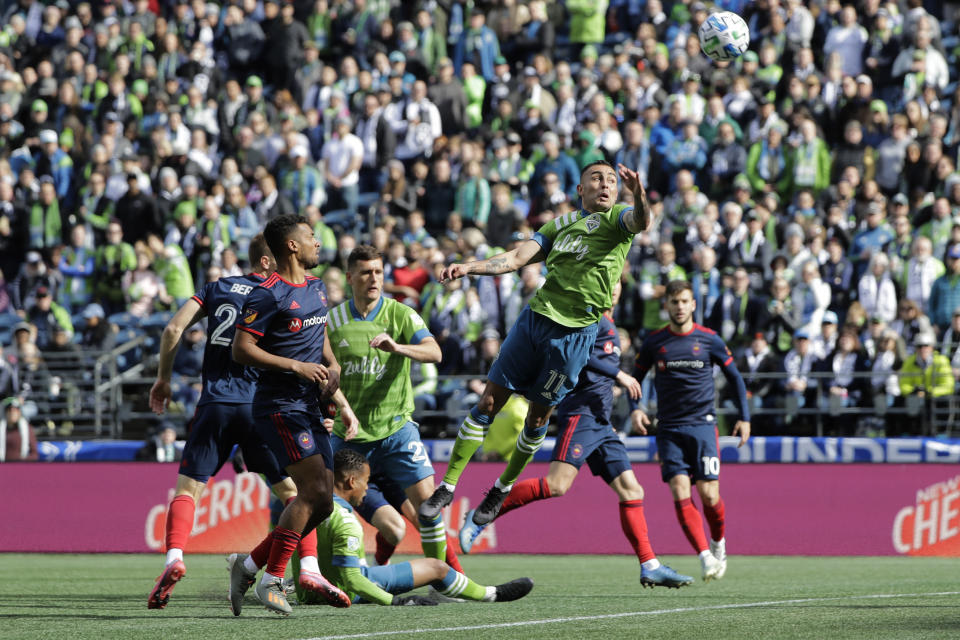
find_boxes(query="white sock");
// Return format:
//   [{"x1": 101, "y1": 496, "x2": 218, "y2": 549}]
[
  {"x1": 165, "y1": 548, "x2": 183, "y2": 565},
  {"x1": 699, "y1": 550, "x2": 712, "y2": 560},
  {"x1": 494, "y1": 478, "x2": 513, "y2": 492},
  {"x1": 243, "y1": 555, "x2": 260, "y2": 574},
  {"x1": 441, "y1": 481, "x2": 457, "y2": 492},
  {"x1": 260, "y1": 571, "x2": 280, "y2": 586},
  {"x1": 482, "y1": 585, "x2": 497, "y2": 602},
  {"x1": 299, "y1": 555, "x2": 320, "y2": 574},
  {"x1": 641, "y1": 558, "x2": 661, "y2": 571}
]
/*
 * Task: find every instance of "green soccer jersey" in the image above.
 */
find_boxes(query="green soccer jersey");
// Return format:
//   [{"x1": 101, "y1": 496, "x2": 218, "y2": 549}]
[
  {"x1": 528, "y1": 204, "x2": 635, "y2": 328},
  {"x1": 327, "y1": 296, "x2": 432, "y2": 442}
]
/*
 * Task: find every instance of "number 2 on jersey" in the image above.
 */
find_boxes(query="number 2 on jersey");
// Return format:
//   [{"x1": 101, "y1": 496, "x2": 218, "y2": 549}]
[{"x1": 210, "y1": 303, "x2": 238, "y2": 346}]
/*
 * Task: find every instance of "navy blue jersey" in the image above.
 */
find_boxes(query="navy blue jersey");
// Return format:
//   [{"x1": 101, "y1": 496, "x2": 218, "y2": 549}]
[
  {"x1": 634, "y1": 323, "x2": 750, "y2": 427},
  {"x1": 191, "y1": 273, "x2": 266, "y2": 406},
  {"x1": 236, "y1": 272, "x2": 330, "y2": 411},
  {"x1": 556, "y1": 313, "x2": 621, "y2": 423}
]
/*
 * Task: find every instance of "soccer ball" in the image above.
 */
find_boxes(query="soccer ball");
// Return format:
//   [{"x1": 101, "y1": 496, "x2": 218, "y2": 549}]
[{"x1": 698, "y1": 12, "x2": 750, "y2": 62}]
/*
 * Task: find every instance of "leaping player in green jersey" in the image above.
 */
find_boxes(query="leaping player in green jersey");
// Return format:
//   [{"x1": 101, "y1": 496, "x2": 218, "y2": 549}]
[{"x1": 420, "y1": 161, "x2": 652, "y2": 534}]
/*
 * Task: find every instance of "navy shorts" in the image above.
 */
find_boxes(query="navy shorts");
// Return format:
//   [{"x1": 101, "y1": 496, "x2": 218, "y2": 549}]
[
  {"x1": 553, "y1": 413, "x2": 632, "y2": 484},
  {"x1": 253, "y1": 406, "x2": 333, "y2": 472},
  {"x1": 356, "y1": 473, "x2": 409, "y2": 524},
  {"x1": 178, "y1": 402, "x2": 286, "y2": 485},
  {"x1": 656, "y1": 423, "x2": 720, "y2": 483},
  {"x1": 489, "y1": 306, "x2": 598, "y2": 407},
  {"x1": 331, "y1": 421, "x2": 433, "y2": 491}
]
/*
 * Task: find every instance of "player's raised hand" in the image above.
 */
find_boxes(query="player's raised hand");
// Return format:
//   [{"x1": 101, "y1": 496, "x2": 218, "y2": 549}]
[
  {"x1": 341, "y1": 405, "x2": 360, "y2": 441},
  {"x1": 440, "y1": 263, "x2": 469, "y2": 283},
  {"x1": 733, "y1": 420, "x2": 750, "y2": 447},
  {"x1": 617, "y1": 163, "x2": 646, "y2": 196},
  {"x1": 369, "y1": 332, "x2": 399, "y2": 353},
  {"x1": 630, "y1": 409, "x2": 651, "y2": 435},
  {"x1": 616, "y1": 371, "x2": 643, "y2": 400},
  {"x1": 291, "y1": 361, "x2": 329, "y2": 384},
  {"x1": 149, "y1": 379, "x2": 171, "y2": 415}
]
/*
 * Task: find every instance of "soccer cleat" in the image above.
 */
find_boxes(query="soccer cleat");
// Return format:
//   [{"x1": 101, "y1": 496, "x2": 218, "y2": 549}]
[
  {"x1": 472, "y1": 487, "x2": 509, "y2": 525},
  {"x1": 419, "y1": 485, "x2": 455, "y2": 520},
  {"x1": 148, "y1": 559, "x2": 186, "y2": 609},
  {"x1": 494, "y1": 577, "x2": 534, "y2": 602},
  {"x1": 458, "y1": 508, "x2": 489, "y2": 554},
  {"x1": 426, "y1": 585, "x2": 467, "y2": 603},
  {"x1": 256, "y1": 578, "x2": 293, "y2": 615},
  {"x1": 710, "y1": 538, "x2": 727, "y2": 579},
  {"x1": 227, "y1": 553, "x2": 256, "y2": 616},
  {"x1": 298, "y1": 571, "x2": 352, "y2": 608},
  {"x1": 640, "y1": 564, "x2": 694, "y2": 589},
  {"x1": 701, "y1": 552, "x2": 722, "y2": 582}
]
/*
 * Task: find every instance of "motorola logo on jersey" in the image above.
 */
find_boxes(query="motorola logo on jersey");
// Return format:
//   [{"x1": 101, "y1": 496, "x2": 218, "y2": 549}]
[
  {"x1": 666, "y1": 359, "x2": 705, "y2": 369},
  {"x1": 288, "y1": 315, "x2": 327, "y2": 333},
  {"x1": 288, "y1": 318, "x2": 302, "y2": 333}
]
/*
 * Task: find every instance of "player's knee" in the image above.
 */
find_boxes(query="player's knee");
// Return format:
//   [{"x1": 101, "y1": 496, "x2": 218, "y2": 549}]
[
  {"x1": 548, "y1": 479, "x2": 571, "y2": 497},
  {"x1": 424, "y1": 558, "x2": 448, "y2": 580},
  {"x1": 377, "y1": 514, "x2": 406, "y2": 545}
]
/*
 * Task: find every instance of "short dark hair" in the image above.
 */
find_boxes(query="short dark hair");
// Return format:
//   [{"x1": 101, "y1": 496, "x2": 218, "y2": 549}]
[
  {"x1": 347, "y1": 244, "x2": 383, "y2": 271},
  {"x1": 665, "y1": 280, "x2": 693, "y2": 298},
  {"x1": 263, "y1": 214, "x2": 307, "y2": 260},
  {"x1": 334, "y1": 448, "x2": 368, "y2": 482},
  {"x1": 580, "y1": 159, "x2": 614, "y2": 179},
  {"x1": 248, "y1": 233, "x2": 273, "y2": 271}
]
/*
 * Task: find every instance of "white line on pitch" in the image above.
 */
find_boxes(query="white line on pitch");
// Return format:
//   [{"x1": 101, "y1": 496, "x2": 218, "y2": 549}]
[{"x1": 298, "y1": 591, "x2": 960, "y2": 640}]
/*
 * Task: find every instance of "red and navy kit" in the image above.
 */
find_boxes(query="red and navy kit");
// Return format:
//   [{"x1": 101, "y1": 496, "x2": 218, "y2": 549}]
[
  {"x1": 179, "y1": 273, "x2": 285, "y2": 485},
  {"x1": 553, "y1": 313, "x2": 632, "y2": 483},
  {"x1": 634, "y1": 324, "x2": 749, "y2": 482},
  {"x1": 236, "y1": 273, "x2": 333, "y2": 470}
]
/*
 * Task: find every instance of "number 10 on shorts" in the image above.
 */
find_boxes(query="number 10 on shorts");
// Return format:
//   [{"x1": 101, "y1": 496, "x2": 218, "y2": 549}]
[{"x1": 701, "y1": 456, "x2": 720, "y2": 476}]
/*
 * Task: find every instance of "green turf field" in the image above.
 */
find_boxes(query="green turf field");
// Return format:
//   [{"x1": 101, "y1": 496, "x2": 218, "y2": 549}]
[{"x1": 3, "y1": 554, "x2": 959, "y2": 640}]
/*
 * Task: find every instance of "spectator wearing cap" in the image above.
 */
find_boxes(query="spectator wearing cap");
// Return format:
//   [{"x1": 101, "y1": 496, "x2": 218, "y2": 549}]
[
  {"x1": 235, "y1": 75, "x2": 277, "y2": 128},
  {"x1": 0, "y1": 397, "x2": 38, "y2": 462},
  {"x1": 28, "y1": 176, "x2": 63, "y2": 251},
  {"x1": 11, "y1": 251, "x2": 59, "y2": 315},
  {"x1": 928, "y1": 244, "x2": 960, "y2": 331},
  {"x1": 32, "y1": 127, "x2": 73, "y2": 203},
  {"x1": 892, "y1": 330, "x2": 954, "y2": 435},
  {"x1": 26, "y1": 285, "x2": 73, "y2": 350},
  {"x1": 453, "y1": 9, "x2": 500, "y2": 83},
  {"x1": 322, "y1": 115, "x2": 363, "y2": 219},
  {"x1": 77, "y1": 303, "x2": 115, "y2": 351}
]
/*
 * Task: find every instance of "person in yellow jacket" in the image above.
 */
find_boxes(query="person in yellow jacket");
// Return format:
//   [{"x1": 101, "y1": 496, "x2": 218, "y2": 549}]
[{"x1": 894, "y1": 331, "x2": 955, "y2": 436}]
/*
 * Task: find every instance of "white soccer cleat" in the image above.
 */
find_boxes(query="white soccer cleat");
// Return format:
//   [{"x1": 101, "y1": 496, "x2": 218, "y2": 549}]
[
  {"x1": 710, "y1": 538, "x2": 727, "y2": 579},
  {"x1": 700, "y1": 551, "x2": 722, "y2": 582}
]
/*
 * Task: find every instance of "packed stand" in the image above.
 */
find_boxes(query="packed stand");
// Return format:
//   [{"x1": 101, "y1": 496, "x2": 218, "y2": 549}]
[{"x1": 1, "y1": 0, "x2": 959, "y2": 439}]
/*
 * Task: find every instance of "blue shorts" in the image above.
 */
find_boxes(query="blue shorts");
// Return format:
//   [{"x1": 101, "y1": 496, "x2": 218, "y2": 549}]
[
  {"x1": 178, "y1": 402, "x2": 286, "y2": 485},
  {"x1": 489, "y1": 307, "x2": 598, "y2": 407},
  {"x1": 553, "y1": 413, "x2": 632, "y2": 484},
  {"x1": 252, "y1": 406, "x2": 333, "y2": 472},
  {"x1": 356, "y1": 473, "x2": 409, "y2": 524},
  {"x1": 354, "y1": 563, "x2": 415, "y2": 603},
  {"x1": 656, "y1": 423, "x2": 720, "y2": 483},
  {"x1": 331, "y1": 421, "x2": 433, "y2": 491}
]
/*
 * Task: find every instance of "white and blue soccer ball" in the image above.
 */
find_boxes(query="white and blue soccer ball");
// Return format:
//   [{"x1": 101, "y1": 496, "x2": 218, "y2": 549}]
[{"x1": 698, "y1": 11, "x2": 751, "y2": 62}]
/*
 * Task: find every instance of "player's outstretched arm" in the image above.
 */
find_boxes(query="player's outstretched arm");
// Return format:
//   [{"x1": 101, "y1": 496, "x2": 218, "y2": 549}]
[
  {"x1": 441, "y1": 238, "x2": 545, "y2": 282},
  {"x1": 617, "y1": 163, "x2": 651, "y2": 234},
  {"x1": 150, "y1": 298, "x2": 205, "y2": 414}
]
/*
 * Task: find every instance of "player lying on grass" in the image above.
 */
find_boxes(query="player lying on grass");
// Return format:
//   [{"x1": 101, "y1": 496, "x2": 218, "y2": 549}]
[
  {"x1": 295, "y1": 448, "x2": 534, "y2": 606},
  {"x1": 457, "y1": 282, "x2": 693, "y2": 589}
]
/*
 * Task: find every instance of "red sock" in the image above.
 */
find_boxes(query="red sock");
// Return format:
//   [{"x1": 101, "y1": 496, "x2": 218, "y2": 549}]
[
  {"x1": 298, "y1": 529, "x2": 318, "y2": 563},
  {"x1": 250, "y1": 531, "x2": 274, "y2": 568},
  {"x1": 374, "y1": 532, "x2": 396, "y2": 566},
  {"x1": 497, "y1": 477, "x2": 552, "y2": 517},
  {"x1": 619, "y1": 499, "x2": 656, "y2": 563},
  {"x1": 674, "y1": 498, "x2": 709, "y2": 553},
  {"x1": 164, "y1": 495, "x2": 196, "y2": 553},
  {"x1": 265, "y1": 527, "x2": 301, "y2": 577},
  {"x1": 445, "y1": 535, "x2": 463, "y2": 573},
  {"x1": 703, "y1": 498, "x2": 725, "y2": 542}
]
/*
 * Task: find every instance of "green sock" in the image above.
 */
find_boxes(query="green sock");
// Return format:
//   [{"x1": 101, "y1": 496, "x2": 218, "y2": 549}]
[
  {"x1": 433, "y1": 567, "x2": 487, "y2": 601},
  {"x1": 442, "y1": 409, "x2": 490, "y2": 485},
  {"x1": 498, "y1": 427, "x2": 546, "y2": 487},
  {"x1": 418, "y1": 513, "x2": 446, "y2": 561}
]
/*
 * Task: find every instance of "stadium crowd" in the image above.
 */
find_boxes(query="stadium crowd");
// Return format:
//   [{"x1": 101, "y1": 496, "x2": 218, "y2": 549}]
[{"x1": 1, "y1": 0, "x2": 960, "y2": 444}]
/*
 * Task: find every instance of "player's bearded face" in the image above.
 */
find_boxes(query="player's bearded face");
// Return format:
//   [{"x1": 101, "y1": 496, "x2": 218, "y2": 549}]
[
  {"x1": 297, "y1": 224, "x2": 321, "y2": 268},
  {"x1": 667, "y1": 293, "x2": 695, "y2": 325},
  {"x1": 579, "y1": 167, "x2": 619, "y2": 211}
]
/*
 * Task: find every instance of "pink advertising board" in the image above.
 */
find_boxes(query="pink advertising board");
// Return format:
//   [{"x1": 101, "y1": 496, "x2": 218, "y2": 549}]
[{"x1": 1, "y1": 463, "x2": 958, "y2": 556}]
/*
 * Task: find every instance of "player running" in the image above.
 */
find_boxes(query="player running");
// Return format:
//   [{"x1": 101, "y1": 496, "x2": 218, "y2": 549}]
[
  {"x1": 325, "y1": 245, "x2": 454, "y2": 565},
  {"x1": 457, "y1": 281, "x2": 693, "y2": 588},
  {"x1": 297, "y1": 449, "x2": 533, "y2": 607},
  {"x1": 147, "y1": 235, "x2": 322, "y2": 609},
  {"x1": 633, "y1": 280, "x2": 751, "y2": 582},
  {"x1": 420, "y1": 161, "x2": 652, "y2": 530},
  {"x1": 227, "y1": 214, "x2": 355, "y2": 616}
]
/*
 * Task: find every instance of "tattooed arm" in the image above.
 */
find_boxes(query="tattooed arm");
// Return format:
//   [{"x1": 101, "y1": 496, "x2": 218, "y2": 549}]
[
  {"x1": 440, "y1": 239, "x2": 545, "y2": 282},
  {"x1": 617, "y1": 163, "x2": 651, "y2": 234}
]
